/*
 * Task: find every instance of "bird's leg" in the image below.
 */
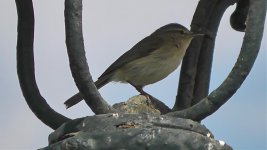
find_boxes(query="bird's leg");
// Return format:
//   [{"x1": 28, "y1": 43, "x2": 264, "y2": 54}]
[
  {"x1": 128, "y1": 81, "x2": 150, "y2": 98},
  {"x1": 127, "y1": 81, "x2": 172, "y2": 114}
]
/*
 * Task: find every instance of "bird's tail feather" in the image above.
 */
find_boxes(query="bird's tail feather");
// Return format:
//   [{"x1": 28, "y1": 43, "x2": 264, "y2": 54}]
[
  {"x1": 64, "y1": 92, "x2": 83, "y2": 109},
  {"x1": 64, "y1": 76, "x2": 110, "y2": 108}
]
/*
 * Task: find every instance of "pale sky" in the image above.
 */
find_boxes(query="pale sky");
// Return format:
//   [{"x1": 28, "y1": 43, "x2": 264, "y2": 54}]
[{"x1": 0, "y1": 0, "x2": 266, "y2": 149}]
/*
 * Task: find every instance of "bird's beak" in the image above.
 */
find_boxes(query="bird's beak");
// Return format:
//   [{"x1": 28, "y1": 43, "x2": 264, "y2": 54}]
[
  {"x1": 186, "y1": 32, "x2": 205, "y2": 38},
  {"x1": 192, "y1": 33, "x2": 205, "y2": 37}
]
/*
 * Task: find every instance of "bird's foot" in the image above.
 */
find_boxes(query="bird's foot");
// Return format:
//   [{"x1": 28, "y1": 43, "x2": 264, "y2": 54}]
[{"x1": 139, "y1": 92, "x2": 151, "y2": 100}]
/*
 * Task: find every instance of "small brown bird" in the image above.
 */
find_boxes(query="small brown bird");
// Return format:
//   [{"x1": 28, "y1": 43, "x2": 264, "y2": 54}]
[{"x1": 65, "y1": 23, "x2": 202, "y2": 108}]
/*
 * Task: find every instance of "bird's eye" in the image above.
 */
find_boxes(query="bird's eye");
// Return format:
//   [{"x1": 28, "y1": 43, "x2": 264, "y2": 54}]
[{"x1": 179, "y1": 30, "x2": 185, "y2": 34}]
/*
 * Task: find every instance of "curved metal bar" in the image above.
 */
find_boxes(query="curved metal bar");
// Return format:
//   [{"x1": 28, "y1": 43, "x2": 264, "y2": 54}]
[
  {"x1": 169, "y1": 0, "x2": 266, "y2": 121},
  {"x1": 174, "y1": 0, "x2": 237, "y2": 111},
  {"x1": 64, "y1": 0, "x2": 117, "y2": 114},
  {"x1": 230, "y1": 0, "x2": 250, "y2": 32},
  {"x1": 15, "y1": 0, "x2": 71, "y2": 130}
]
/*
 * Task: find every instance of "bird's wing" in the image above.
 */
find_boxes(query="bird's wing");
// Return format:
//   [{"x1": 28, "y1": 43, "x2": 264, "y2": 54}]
[{"x1": 98, "y1": 35, "x2": 164, "y2": 79}]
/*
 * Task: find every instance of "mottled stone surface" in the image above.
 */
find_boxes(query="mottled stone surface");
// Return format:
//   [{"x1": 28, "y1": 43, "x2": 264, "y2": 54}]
[
  {"x1": 40, "y1": 113, "x2": 232, "y2": 150},
  {"x1": 113, "y1": 95, "x2": 162, "y2": 115}
]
